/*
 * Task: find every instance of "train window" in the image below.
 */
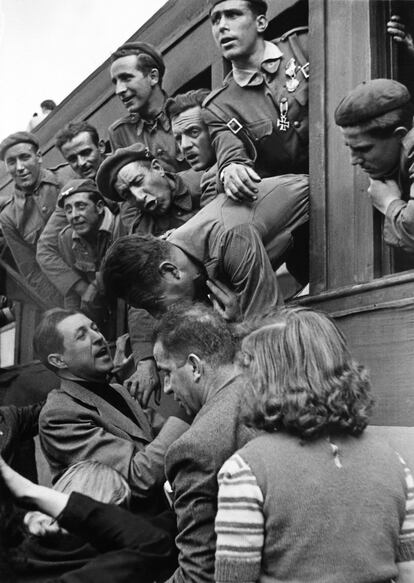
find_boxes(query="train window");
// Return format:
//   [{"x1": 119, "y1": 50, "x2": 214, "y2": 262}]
[
  {"x1": 174, "y1": 67, "x2": 212, "y2": 95},
  {"x1": 370, "y1": 0, "x2": 414, "y2": 277}
]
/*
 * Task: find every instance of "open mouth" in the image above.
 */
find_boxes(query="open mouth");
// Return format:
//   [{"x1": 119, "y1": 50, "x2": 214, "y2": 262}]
[
  {"x1": 220, "y1": 37, "x2": 235, "y2": 48},
  {"x1": 95, "y1": 345, "x2": 109, "y2": 358}
]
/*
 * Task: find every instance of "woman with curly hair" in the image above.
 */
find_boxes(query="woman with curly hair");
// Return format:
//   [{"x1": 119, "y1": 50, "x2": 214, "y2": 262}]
[{"x1": 214, "y1": 307, "x2": 414, "y2": 583}]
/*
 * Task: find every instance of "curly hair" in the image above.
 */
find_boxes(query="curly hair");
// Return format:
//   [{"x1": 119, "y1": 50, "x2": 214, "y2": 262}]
[
  {"x1": 165, "y1": 89, "x2": 211, "y2": 120},
  {"x1": 55, "y1": 121, "x2": 100, "y2": 151},
  {"x1": 101, "y1": 234, "x2": 170, "y2": 308},
  {"x1": 243, "y1": 307, "x2": 374, "y2": 439}
]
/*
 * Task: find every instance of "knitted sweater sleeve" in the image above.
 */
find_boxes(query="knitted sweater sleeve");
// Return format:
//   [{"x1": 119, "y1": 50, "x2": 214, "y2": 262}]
[
  {"x1": 396, "y1": 453, "x2": 414, "y2": 563},
  {"x1": 214, "y1": 453, "x2": 264, "y2": 583}
]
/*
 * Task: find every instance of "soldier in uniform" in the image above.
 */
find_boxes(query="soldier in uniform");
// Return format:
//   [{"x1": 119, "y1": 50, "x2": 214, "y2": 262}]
[
  {"x1": 96, "y1": 144, "x2": 199, "y2": 406},
  {"x1": 55, "y1": 178, "x2": 121, "y2": 331},
  {"x1": 0, "y1": 132, "x2": 75, "y2": 306},
  {"x1": 108, "y1": 41, "x2": 187, "y2": 175},
  {"x1": 37, "y1": 122, "x2": 110, "y2": 301},
  {"x1": 335, "y1": 78, "x2": 414, "y2": 258},
  {"x1": 203, "y1": 0, "x2": 309, "y2": 202}
]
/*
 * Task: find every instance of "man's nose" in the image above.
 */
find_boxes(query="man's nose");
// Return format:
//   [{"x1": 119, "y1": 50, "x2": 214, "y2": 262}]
[
  {"x1": 163, "y1": 377, "x2": 172, "y2": 395},
  {"x1": 78, "y1": 155, "x2": 88, "y2": 166},
  {"x1": 351, "y1": 152, "x2": 363, "y2": 166},
  {"x1": 132, "y1": 189, "x2": 157, "y2": 211},
  {"x1": 16, "y1": 159, "x2": 25, "y2": 171},
  {"x1": 217, "y1": 15, "x2": 229, "y2": 31},
  {"x1": 181, "y1": 134, "x2": 193, "y2": 151},
  {"x1": 91, "y1": 328, "x2": 105, "y2": 343},
  {"x1": 116, "y1": 80, "x2": 126, "y2": 95}
]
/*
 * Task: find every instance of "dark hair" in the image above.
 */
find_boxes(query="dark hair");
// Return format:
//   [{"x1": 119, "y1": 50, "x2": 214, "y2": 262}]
[
  {"x1": 155, "y1": 302, "x2": 235, "y2": 367},
  {"x1": 342, "y1": 104, "x2": 414, "y2": 138},
  {"x1": 248, "y1": 0, "x2": 268, "y2": 17},
  {"x1": 166, "y1": 89, "x2": 211, "y2": 120},
  {"x1": 40, "y1": 99, "x2": 56, "y2": 111},
  {"x1": 55, "y1": 121, "x2": 100, "y2": 151},
  {"x1": 110, "y1": 48, "x2": 164, "y2": 85},
  {"x1": 33, "y1": 308, "x2": 78, "y2": 370},
  {"x1": 102, "y1": 234, "x2": 170, "y2": 308},
  {"x1": 243, "y1": 307, "x2": 374, "y2": 439}
]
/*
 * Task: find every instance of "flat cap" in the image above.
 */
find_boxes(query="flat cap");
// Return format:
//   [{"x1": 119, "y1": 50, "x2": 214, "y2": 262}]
[
  {"x1": 113, "y1": 41, "x2": 165, "y2": 78},
  {"x1": 207, "y1": 0, "x2": 267, "y2": 13},
  {"x1": 0, "y1": 131, "x2": 40, "y2": 161},
  {"x1": 335, "y1": 78, "x2": 411, "y2": 126},
  {"x1": 96, "y1": 144, "x2": 154, "y2": 201},
  {"x1": 57, "y1": 178, "x2": 102, "y2": 208}
]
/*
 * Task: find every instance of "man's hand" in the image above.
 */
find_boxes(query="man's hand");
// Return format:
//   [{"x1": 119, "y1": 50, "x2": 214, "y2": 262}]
[
  {"x1": 73, "y1": 279, "x2": 89, "y2": 298},
  {"x1": 24, "y1": 511, "x2": 64, "y2": 537},
  {"x1": 367, "y1": 178, "x2": 402, "y2": 215},
  {"x1": 124, "y1": 359, "x2": 161, "y2": 408},
  {"x1": 221, "y1": 163, "x2": 261, "y2": 202},
  {"x1": 387, "y1": 15, "x2": 414, "y2": 52},
  {"x1": 207, "y1": 278, "x2": 240, "y2": 322}
]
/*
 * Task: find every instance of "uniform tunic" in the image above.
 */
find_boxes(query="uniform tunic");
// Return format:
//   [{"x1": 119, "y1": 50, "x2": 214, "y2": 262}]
[
  {"x1": 202, "y1": 29, "x2": 309, "y2": 180},
  {"x1": 0, "y1": 165, "x2": 74, "y2": 306}
]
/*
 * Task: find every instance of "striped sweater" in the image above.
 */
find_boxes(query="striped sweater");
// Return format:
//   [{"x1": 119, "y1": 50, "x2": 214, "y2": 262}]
[{"x1": 215, "y1": 430, "x2": 414, "y2": 583}]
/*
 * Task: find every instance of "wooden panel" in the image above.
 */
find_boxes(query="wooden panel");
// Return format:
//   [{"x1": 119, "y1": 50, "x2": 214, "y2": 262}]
[
  {"x1": 308, "y1": 0, "x2": 327, "y2": 294},
  {"x1": 324, "y1": 0, "x2": 374, "y2": 289}
]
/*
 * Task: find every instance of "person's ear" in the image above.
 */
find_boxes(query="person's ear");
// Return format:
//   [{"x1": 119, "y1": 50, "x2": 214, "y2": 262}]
[
  {"x1": 36, "y1": 149, "x2": 42, "y2": 164},
  {"x1": 47, "y1": 353, "x2": 67, "y2": 370},
  {"x1": 149, "y1": 68, "x2": 160, "y2": 87},
  {"x1": 98, "y1": 139, "x2": 107, "y2": 155},
  {"x1": 393, "y1": 126, "x2": 408, "y2": 140},
  {"x1": 188, "y1": 353, "x2": 202, "y2": 382},
  {"x1": 159, "y1": 260, "x2": 181, "y2": 280},
  {"x1": 150, "y1": 159, "x2": 165, "y2": 175},
  {"x1": 96, "y1": 199, "x2": 105, "y2": 214},
  {"x1": 256, "y1": 15, "x2": 268, "y2": 34}
]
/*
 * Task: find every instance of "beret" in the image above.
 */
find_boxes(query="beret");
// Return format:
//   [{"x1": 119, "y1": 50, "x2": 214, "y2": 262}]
[
  {"x1": 96, "y1": 144, "x2": 154, "y2": 201},
  {"x1": 0, "y1": 131, "x2": 40, "y2": 161},
  {"x1": 113, "y1": 41, "x2": 165, "y2": 78},
  {"x1": 335, "y1": 78, "x2": 411, "y2": 126},
  {"x1": 207, "y1": 0, "x2": 267, "y2": 12},
  {"x1": 57, "y1": 178, "x2": 102, "y2": 208}
]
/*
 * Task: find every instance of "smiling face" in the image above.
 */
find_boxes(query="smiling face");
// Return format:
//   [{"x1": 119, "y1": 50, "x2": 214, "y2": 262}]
[
  {"x1": 114, "y1": 159, "x2": 172, "y2": 215},
  {"x1": 110, "y1": 55, "x2": 155, "y2": 115},
  {"x1": 60, "y1": 132, "x2": 104, "y2": 180},
  {"x1": 55, "y1": 313, "x2": 113, "y2": 380},
  {"x1": 341, "y1": 126, "x2": 403, "y2": 179},
  {"x1": 63, "y1": 192, "x2": 104, "y2": 238},
  {"x1": 153, "y1": 340, "x2": 201, "y2": 416},
  {"x1": 171, "y1": 106, "x2": 215, "y2": 171},
  {"x1": 210, "y1": 0, "x2": 265, "y2": 64},
  {"x1": 5, "y1": 142, "x2": 42, "y2": 192}
]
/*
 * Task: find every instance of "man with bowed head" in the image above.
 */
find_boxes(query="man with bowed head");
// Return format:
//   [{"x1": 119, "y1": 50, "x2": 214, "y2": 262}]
[{"x1": 335, "y1": 78, "x2": 414, "y2": 258}]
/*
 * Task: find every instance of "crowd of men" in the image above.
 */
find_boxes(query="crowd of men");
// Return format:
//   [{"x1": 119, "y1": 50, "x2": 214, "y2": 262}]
[{"x1": 1, "y1": 1, "x2": 414, "y2": 581}]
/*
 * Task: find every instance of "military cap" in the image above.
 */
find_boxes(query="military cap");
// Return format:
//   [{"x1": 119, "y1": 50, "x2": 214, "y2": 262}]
[
  {"x1": 57, "y1": 178, "x2": 102, "y2": 208},
  {"x1": 207, "y1": 0, "x2": 267, "y2": 13},
  {"x1": 96, "y1": 144, "x2": 154, "y2": 201},
  {"x1": 113, "y1": 41, "x2": 165, "y2": 78},
  {"x1": 0, "y1": 131, "x2": 40, "y2": 161},
  {"x1": 335, "y1": 78, "x2": 411, "y2": 127}
]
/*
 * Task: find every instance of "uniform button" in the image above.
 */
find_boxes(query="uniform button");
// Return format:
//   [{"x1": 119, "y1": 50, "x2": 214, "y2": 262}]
[
  {"x1": 281, "y1": 97, "x2": 288, "y2": 103},
  {"x1": 177, "y1": 210, "x2": 183, "y2": 216},
  {"x1": 156, "y1": 148, "x2": 165, "y2": 156},
  {"x1": 293, "y1": 121, "x2": 301, "y2": 128},
  {"x1": 42, "y1": 206, "x2": 48, "y2": 212}
]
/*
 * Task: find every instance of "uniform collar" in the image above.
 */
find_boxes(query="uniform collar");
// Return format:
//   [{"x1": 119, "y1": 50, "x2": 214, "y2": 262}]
[
  {"x1": 170, "y1": 172, "x2": 193, "y2": 212},
  {"x1": 232, "y1": 41, "x2": 283, "y2": 87},
  {"x1": 72, "y1": 206, "x2": 115, "y2": 241},
  {"x1": 135, "y1": 94, "x2": 171, "y2": 135},
  {"x1": 14, "y1": 167, "x2": 58, "y2": 198}
]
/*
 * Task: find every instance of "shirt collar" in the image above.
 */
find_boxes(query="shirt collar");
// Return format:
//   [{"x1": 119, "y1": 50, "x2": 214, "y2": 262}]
[
  {"x1": 14, "y1": 167, "x2": 58, "y2": 198},
  {"x1": 170, "y1": 172, "x2": 194, "y2": 212},
  {"x1": 72, "y1": 206, "x2": 114, "y2": 241},
  {"x1": 135, "y1": 95, "x2": 171, "y2": 135},
  {"x1": 232, "y1": 41, "x2": 283, "y2": 87}
]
